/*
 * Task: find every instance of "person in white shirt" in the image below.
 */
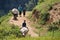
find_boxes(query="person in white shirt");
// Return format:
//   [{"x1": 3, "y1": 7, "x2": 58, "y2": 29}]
[{"x1": 12, "y1": 8, "x2": 19, "y2": 20}]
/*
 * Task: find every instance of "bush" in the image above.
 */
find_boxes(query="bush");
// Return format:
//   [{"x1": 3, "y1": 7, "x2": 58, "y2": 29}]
[
  {"x1": 38, "y1": 13, "x2": 50, "y2": 25},
  {"x1": 48, "y1": 23, "x2": 59, "y2": 31}
]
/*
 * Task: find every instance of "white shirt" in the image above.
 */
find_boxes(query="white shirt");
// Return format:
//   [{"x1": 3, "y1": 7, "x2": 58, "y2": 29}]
[
  {"x1": 12, "y1": 8, "x2": 19, "y2": 14},
  {"x1": 20, "y1": 27, "x2": 28, "y2": 33}
]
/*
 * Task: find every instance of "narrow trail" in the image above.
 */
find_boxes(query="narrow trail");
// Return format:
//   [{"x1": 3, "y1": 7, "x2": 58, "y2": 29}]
[{"x1": 9, "y1": 12, "x2": 38, "y2": 37}]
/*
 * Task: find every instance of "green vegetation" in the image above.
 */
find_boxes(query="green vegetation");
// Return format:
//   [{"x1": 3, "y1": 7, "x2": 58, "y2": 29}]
[
  {"x1": 33, "y1": 0, "x2": 60, "y2": 24},
  {"x1": 27, "y1": 0, "x2": 60, "y2": 40},
  {"x1": 25, "y1": 0, "x2": 38, "y2": 11},
  {"x1": 0, "y1": 12, "x2": 22, "y2": 40},
  {"x1": 0, "y1": 11, "x2": 60, "y2": 40},
  {"x1": 0, "y1": 0, "x2": 60, "y2": 40},
  {"x1": 28, "y1": 0, "x2": 60, "y2": 25},
  {"x1": 48, "y1": 23, "x2": 59, "y2": 32}
]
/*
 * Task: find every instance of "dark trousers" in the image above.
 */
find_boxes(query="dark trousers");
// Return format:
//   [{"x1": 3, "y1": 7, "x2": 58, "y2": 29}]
[
  {"x1": 19, "y1": 11, "x2": 22, "y2": 16},
  {"x1": 13, "y1": 14, "x2": 18, "y2": 20},
  {"x1": 23, "y1": 10, "x2": 26, "y2": 17}
]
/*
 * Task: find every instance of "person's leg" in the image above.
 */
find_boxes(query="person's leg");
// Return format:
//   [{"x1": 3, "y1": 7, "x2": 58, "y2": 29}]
[
  {"x1": 24, "y1": 12, "x2": 25, "y2": 17},
  {"x1": 14, "y1": 14, "x2": 18, "y2": 20},
  {"x1": 19, "y1": 11, "x2": 22, "y2": 17},
  {"x1": 23, "y1": 11, "x2": 26, "y2": 17},
  {"x1": 14, "y1": 14, "x2": 15, "y2": 20}
]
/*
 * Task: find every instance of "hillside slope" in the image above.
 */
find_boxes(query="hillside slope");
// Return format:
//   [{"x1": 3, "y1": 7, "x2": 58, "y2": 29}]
[
  {"x1": 28, "y1": 0, "x2": 60, "y2": 38},
  {"x1": 9, "y1": 12, "x2": 38, "y2": 37}
]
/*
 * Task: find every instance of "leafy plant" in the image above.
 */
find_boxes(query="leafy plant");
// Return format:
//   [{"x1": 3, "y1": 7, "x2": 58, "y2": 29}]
[
  {"x1": 38, "y1": 13, "x2": 50, "y2": 25},
  {"x1": 48, "y1": 23, "x2": 59, "y2": 31}
]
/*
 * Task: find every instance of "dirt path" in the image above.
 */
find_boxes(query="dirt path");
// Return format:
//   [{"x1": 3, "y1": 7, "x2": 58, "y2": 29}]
[{"x1": 9, "y1": 11, "x2": 38, "y2": 37}]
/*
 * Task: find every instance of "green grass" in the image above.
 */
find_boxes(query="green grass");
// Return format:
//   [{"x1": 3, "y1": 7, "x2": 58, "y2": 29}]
[
  {"x1": 0, "y1": 12, "x2": 22, "y2": 40},
  {"x1": 2, "y1": 36, "x2": 60, "y2": 40}
]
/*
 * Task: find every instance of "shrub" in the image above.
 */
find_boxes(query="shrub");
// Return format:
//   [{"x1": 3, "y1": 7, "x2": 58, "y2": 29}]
[
  {"x1": 38, "y1": 13, "x2": 50, "y2": 25},
  {"x1": 48, "y1": 23, "x2": 59, "y2": 31}
]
